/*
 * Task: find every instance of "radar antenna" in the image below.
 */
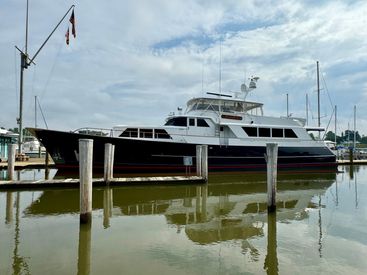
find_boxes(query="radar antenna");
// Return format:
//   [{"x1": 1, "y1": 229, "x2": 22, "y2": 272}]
[{"x1": 240, "y1": 76, "x2": 259, "y2": 100}]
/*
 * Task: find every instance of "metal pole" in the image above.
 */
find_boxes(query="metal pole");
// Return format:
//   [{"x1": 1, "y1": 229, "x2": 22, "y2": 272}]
[
  {"x1": 286, "y1": 93, "x2": 289, "y2": 117},
  {"x1": 25, "y1": 0, "x2": 29, "y2": 54},
  {"x1": 18, "y1": 53, "x2": 27, "y2": 154},
  {"x1": 317, "y1": 61, "x2": 320, "y2": 139},
  {"x1": 354, "y1": 105, "x2": 356, "y2": 150},
  {"x1": 306, "y1": 93, "x2": 309, "y2": 126},
  {"x1": 35, "y1": 96, "x2": 37, "y2": 128}
]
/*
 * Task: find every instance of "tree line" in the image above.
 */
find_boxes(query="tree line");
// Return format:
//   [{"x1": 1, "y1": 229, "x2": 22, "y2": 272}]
[{"x1": 324, "y1": 130, "x2": 367, "y2": 145}]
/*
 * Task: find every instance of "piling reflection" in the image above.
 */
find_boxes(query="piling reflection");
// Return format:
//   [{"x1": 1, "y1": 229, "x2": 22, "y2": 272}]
[
  {"x1": 19, "y1": 172, "x2": 338, "y2": 273},
  {"x1": 77, "y1": 222, "x2": 91, "y2": 275},
  {"x1": 6, "y1": 192, "x2": 13, "y2": 224},
  {"x1": 103, "y1": 188, "x2": 113, "y2": 228},
  {"x1": 264, "y1": 211, "x2": 278, "y2": 275}
]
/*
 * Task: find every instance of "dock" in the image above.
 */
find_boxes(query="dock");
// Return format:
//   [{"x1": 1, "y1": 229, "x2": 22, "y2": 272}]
[
  {"x1": 0, "y1": 157, "x2": 55, "y2": 169},
  {"x1": 0, "y1": 176, "x2": 206, "y2": 190}
]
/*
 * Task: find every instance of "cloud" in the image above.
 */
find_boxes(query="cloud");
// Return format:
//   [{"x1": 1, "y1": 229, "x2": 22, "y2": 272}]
[{"x1": 0, "y1": 0, "x2": 366, "y2": 135}]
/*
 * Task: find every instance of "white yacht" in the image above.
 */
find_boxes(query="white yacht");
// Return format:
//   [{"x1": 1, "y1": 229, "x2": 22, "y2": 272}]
[{"x1": 28, "y1": 77, "x2": 336, "y2": 172}]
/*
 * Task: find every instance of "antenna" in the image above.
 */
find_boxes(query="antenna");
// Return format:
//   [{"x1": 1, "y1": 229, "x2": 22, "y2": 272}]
[{"x1": 218, "y1": 39, "x2": 222, "y2": 95}]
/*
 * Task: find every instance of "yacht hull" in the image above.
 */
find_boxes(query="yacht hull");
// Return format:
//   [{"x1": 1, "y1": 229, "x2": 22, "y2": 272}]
[{"x1": 28, "y1": 128, "x2": 337, "y2": 173}]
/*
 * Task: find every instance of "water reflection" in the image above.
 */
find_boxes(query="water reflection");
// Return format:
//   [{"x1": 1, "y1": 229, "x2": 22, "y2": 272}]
[
  {"x1": 3, "y1": 172, "x2": 350, "y2": 274},
  {"x1": 264, "y1": 211, "x2": 278, "y2": 275},
  {"x1": 77, "y1": 222, "x2": 91, "y2": 275}
]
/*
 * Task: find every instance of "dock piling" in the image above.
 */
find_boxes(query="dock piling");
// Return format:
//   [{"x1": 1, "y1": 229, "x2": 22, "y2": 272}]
[
  {"x1": 266, "y1": 143, "x2": 278, "y2": 212},
  {"x1": 79, "y1": 139, "x2": 93, "y2": 224},
  {"x1": 196, "y1": 145, "x2": 202, "y2": 177},
  {"x1": 201, "y1": 145, "x2": 208, "y2": 182},
  {"x1": 7, "y1": 144, "x2": 16, "y2": 180},
  {"x1": 196, "y1": 145, "x2": 208, "y2": 182},
  {"x1": 104, "y1": 143, "x2": 115, "y2": 183}
]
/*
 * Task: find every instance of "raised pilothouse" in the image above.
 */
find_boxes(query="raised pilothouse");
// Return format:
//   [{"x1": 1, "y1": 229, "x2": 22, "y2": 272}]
[{"x1": 28, "y1": 77, "x2": 336, "y2": 172}]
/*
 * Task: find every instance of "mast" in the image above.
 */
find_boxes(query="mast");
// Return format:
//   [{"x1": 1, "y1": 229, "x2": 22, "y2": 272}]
[
  {"x1": 317, "y1": 61, "x2": 320, "y2": 139},
  {"x1": 35, "y1": 96, "x2": 37, "y2": 128},
  {"x1": 306, "y1": 93, "x2": 309, "y2": 126},
  {"x1": 353, "y1": 105, "x2": 357, "y2": 150},
  {"x1": 286, "y1": 93, "x2": 289, "y2": 117},
  {"x1": 334, "y1": 105, "x2": 337, "y2": 146},
  {"x1": 17, "y1": 0, "x2": 30, "y2": 153},
  {"x1": 16, "y1": 3, "x2": 75, "y2": 153}
]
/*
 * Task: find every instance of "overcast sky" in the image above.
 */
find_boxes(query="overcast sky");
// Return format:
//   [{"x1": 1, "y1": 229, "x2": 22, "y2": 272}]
[{"x1": 0, "y1": 0, "x2": 367, "y2": 136}]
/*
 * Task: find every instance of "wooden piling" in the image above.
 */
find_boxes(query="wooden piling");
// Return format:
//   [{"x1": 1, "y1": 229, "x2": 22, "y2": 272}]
[
  {"x1": 7, "y1": 144, "x2": 16, "y2": 180},
  {"x1": 79, "y1": 139, "x2": 93, "y2": 224},
  {"x1": 104, "y1": 143, "x2": 115, "y2": 183},
  {"x1": 266, "y1": 143, "x2": 278, "y2": 212},
  {"x1": 196, "y1": 145, "x2": 202, "y2": 177},
  {"x1": 201, "y1": 145, "x2": 208, "y2": 182}
]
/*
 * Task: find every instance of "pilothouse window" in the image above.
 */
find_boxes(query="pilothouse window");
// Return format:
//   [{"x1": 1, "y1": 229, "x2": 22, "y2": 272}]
[
  {"x1": 197, "y1": 119, "x2": 209, "y2": 127},
  {"x1": 259, "y1": 128, "x2": 270, "y2": 137},
  {"x1": 285, "y1": 129, "x2": 297, "y2": 138},
  {"x1": 242, "y1": 127, "x2": 257, "y2": 137},
  {"x1": 139, "y1": 129, "x2": 153, "y2": 138},
  {"x1": 165, "y1": 117, "x2": 187, "y2": 126},
  {"x1": 272, "y1": 128, "x2": 283, "y2": 138},
  {"x1": 120, "y1": 128, "x2": 138, "y2": 138}
]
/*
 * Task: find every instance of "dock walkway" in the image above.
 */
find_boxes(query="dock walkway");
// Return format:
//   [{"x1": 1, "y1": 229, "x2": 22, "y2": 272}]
[
  {"x1": 0, "y1": 176, "x2": 205, "y2": 190},
  {"x1": 0, "y1": 158, "x2": 55, "y2": 169}
]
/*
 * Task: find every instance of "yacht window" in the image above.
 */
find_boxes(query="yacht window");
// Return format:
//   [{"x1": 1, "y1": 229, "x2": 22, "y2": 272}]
[
  {"x1": 139, "y1": 129, "x2": 153, "y2": 138},
  {"x1": 189, "y1": 118, "x2": 195, "y2": 126},
  {"x1": 154, "y1": 129, "x2": 171, "y2": 139},
  {"x1": 259, "y1": 128, "x2": 271, "y2": 137},
  {"x1": 242, "y1": 127, "x2": 257, "y2": 137},
  {"x1": 272, "y1": 128, "x2": 283, "y2": 138},
  {"x1": 165, "y1": 117, "x2": 187, "y2": 126},
  {"x1": 197, "y1": 119, "x2": 209, "y2": 127},
  {"x1": 284, "y1": 129, "x2": 298, "y2": 138},
  {"x1": 120, "y1": 128, "x2": 138, "y2": 138}
]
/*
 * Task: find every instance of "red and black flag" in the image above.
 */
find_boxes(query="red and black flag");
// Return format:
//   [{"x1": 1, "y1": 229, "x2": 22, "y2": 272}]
[
  {"x1": 69, "y1": 9, "x2": 76, "y2": 38},
  {"x1": 65, "y1": 27, "x2": 69, "y2": 45}
]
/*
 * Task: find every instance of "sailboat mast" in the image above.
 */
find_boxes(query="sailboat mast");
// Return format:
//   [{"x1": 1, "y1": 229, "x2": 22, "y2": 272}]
[
  {"x1": 306, "y1": 93, "x2": 309, "y2": 126},
  {"x1": 18, "y1": 0, "x2": 30, "y2": 154},
  {"x1": 16, "y1": 3, "x2": 75, "y2": 154},
  {"x1": 35, "y1": 96, "x2": 37, "y2": 128},
  {"x1": 334, "y1": 105, "x2": 337, "y2": 146},
  {"x1": 353, "y1": 105, "x2": 357, "y2": 150},
  {"x1": 317, "y1": 61, "x2": 320, "y2": 139}
]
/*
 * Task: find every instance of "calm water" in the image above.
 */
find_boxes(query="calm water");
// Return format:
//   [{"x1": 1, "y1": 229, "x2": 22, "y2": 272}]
[{"x1": 0, "y1": 167, "x2": 366, "y2": 275}]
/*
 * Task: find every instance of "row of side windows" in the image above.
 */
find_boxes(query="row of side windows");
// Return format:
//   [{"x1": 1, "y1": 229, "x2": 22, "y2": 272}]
[
  {"x1": 242, "y1": 127, "x2": 298, "y2": 138},
  {"x1": 120, "y1": 128, "x2": 171, "y2": 139},
  {"x1": 165, "y1": 117, "x2": 209, "y2": 127}
]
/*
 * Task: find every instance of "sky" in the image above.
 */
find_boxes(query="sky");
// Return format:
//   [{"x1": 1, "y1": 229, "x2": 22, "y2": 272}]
[{"x1": 0, "y1": 0, "x2": 367, "y2": 137}]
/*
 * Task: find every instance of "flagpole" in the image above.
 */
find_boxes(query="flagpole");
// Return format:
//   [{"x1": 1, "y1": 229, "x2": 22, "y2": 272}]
[
  {"x1": 29, "y1": 5, "x2": 75, "y2": 64},
  {"x1": 15, "y1": 4, "x2": 75, "y2": 154}
]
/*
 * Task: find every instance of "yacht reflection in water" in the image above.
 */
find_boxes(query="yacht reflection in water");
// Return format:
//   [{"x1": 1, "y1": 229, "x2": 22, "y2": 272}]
[{"x1": 22, "y1": 173, "x2": 336, "y2": 274}]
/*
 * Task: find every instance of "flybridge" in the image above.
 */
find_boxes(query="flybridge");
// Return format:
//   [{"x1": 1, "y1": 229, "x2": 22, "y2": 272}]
[{"x1": 185, "y1": 97, "x2": 264, "y2": 116}]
